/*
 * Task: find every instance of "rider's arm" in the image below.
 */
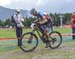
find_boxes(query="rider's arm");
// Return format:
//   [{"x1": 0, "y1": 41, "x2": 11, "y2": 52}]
[
  {"x1": 38, "y1": 16, "x2": 48, "y2": 25},
  {"x1": 33, "y1": 19, "x2": 38, "y2": 23},
  {"x1": 33, "y1": 18, "x2": 40, "y2": 23}
]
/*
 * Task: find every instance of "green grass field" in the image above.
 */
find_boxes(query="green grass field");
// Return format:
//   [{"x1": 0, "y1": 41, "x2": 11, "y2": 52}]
[
  {"x1": 0, "y1": 28, "x2": 32, "y2": 38},
  {"x1": 0, "y1": 27, "x2": 72, "y2": 38},
  {"x1": 0, "y1": 27, "x2": 75, "y2": 59}
]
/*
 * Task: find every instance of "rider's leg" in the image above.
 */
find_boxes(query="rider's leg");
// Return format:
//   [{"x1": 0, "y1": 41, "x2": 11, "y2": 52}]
[
  {"x1": 40, "y1": 25, "x2": 49, "y2": 48},
  {"x1": 44, "y1": 28, "x2": 49, "y2": 40},
  {"x1": 44, "y1": 28, "x2": 49, "y2": 48}
]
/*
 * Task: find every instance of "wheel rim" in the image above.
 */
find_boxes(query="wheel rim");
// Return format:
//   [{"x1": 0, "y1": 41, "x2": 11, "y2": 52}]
[
  {"x1": 49, "y1": 32, "x2": 62, "y2": 48},
  {"x1": 20, "y1": 33, "x2": 38, "y2": 51}
]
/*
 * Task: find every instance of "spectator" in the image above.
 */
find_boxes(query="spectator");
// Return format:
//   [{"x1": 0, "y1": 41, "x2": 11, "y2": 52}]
[
  {"x1": 71, "y1": 12, "x2": 75, "y2": 40},
  {"x1": 11, "y1": 9, "x2": 24, "y2": 46}
]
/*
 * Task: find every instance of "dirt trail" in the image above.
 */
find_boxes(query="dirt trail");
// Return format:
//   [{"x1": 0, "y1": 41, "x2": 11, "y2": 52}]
[
  {"x1": 0, "y1": 50, "x2": 24, "y2": 59},
  {"x1": 0, "y1": 45, "x2": 75, "y2": 59}
]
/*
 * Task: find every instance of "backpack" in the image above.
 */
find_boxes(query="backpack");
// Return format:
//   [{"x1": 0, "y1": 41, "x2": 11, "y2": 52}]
[
  {"x1": 11, "y1": 16, "x2": 17, "y2": 26},
  {"x1": 44, "y1": 14, "x2": 51, "y2": 21}
]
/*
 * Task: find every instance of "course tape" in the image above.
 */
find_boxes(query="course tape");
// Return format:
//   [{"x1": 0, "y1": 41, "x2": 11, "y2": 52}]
[
  {"x1": 0, "y1": 38, "x2": 16, "y2": 40},
  {"x1": 62, "y1": 34, "x2": 75, "y2": 36},
  {"x1": 0, "y1": 34, "x2": 75, "y2": 40}
]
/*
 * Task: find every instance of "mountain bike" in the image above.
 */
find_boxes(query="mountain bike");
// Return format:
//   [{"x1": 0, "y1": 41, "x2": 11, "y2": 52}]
[{"x1": 19, "y1": 23, "x2": 62, "y2": 52}]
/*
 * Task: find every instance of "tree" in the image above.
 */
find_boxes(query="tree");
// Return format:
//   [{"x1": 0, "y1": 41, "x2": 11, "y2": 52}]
[
  {"x1": 4, "y1": 18, "x2": 12, "y2": 26},
  {"x1": 0, "y1": 20, "x2": 4, "y2": 26},
  {"x1": 23, "y1": 17, "x2": 36, "y2": 27},
  {"x1": 49, "y1": 13, "x2": 72, "y2": 26},
  {"x1": 63, "y1": 13, "x2": 71, "y2": 24}
]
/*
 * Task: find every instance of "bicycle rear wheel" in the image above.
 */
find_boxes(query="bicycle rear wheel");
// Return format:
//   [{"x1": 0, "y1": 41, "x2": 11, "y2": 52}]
[
  {"x1": 48, "y1": 31, "x2": 62, "y2": 49},
  {"x1": 20, "y1": 32, "x2": 38, "y2": 52}
]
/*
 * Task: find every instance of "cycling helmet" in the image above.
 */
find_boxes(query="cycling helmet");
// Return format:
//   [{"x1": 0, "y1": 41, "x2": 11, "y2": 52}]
[{"x1": 30, "y1": 8, "x2": 37, "y2": 15}]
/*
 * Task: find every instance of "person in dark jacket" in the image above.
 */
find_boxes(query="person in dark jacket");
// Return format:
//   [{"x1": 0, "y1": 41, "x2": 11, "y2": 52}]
[
  {"x1": 11, "y1": 9, "x2": 24, "y2": 46},
  {"x1": 71, "y1": 12, "x2": 75, "y2": 40}
]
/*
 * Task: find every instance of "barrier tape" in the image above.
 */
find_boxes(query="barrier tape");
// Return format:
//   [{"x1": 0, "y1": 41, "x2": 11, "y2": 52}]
[
  {"x1": 61, "y1": 34, "x2": 75, "y2": 36},
  {"x1": 0, "y1": 34, "x2": 74, "y2": 40},
  {"x1": 0, "y1": 38, "x2": 16, "y2": 40}
]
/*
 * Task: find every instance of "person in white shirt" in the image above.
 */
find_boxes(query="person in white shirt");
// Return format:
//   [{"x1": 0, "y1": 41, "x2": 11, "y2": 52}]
[{"x1": 12, "y1": 9, "x2": 24, "y2": 46}]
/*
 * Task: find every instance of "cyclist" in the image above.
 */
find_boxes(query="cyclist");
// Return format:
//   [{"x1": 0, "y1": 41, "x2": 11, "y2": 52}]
[
  {"x1": 11, "y1": 9, "x2": 24, "y2": 46},
  {"x1": 30, "y1": 8, "x2": 53, "y2": 48}
]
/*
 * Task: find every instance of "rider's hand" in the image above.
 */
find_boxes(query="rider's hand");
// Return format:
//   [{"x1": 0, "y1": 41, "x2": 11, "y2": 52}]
[
  {"x1": 36, "y1": 22, "x2": 41, "y2": 25},
  {"x1": 33, "y1": 19, "x2": 39, "y2": 23}
]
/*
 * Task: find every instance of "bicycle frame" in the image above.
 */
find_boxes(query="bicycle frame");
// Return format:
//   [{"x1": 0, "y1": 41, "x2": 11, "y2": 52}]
[
  {"x1": 20, "y1": 24, "x2": 62, "y2": 52},
  {"x1": 31, "y1": 28, "x2": 46, "y2": 43},
  {"x1": 30, "y1": 23, "x2": 52, "y2": 43}
]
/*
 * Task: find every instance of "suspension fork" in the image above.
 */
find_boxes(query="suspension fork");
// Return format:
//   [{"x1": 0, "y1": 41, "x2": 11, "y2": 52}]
[{"x1": 28, "y1": 30, "x2": 36, "y2": 43}]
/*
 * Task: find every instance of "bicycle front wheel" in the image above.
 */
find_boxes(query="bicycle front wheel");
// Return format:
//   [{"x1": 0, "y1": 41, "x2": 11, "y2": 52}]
[
  {"x1": 49, "y1": 31, "x2": 62, "y2": 49},
  {"x1": 20, "y1": 32, "x2": 38, "y2": 52}
]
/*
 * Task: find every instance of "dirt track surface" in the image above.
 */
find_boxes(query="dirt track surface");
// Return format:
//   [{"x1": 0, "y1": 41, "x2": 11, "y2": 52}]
[
  {"x1": 0, "y1": 44, "x2": 75, "y2": 59},
  {"x1": 0, "y1": 39, "x2": 75, "y2": 59}
]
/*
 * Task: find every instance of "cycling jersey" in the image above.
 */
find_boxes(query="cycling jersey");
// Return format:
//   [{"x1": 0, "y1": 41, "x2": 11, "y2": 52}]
[
  {"x1": 36, "y1": 11, "x2": 52, "y2": 31},
  {"x1": 37, "y1": 11, "x2": 51, "y2": 22}
]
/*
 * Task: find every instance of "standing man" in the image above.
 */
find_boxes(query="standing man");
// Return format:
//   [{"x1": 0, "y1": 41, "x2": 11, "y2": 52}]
[
  {"x1": 11, "y1": 9, "x2": 24, "y2": 46},
  {"x1": 71, "y1": 12, "x2": 75, "y2": 40}
]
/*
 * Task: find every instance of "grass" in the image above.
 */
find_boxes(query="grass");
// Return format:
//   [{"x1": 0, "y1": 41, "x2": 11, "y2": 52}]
[
  {"x1": 54, "y1": 27, "x2": 72, "y2": 34},
  {"x1": 0, "y1": 28, "x2": 32, "y2": 38},
  {"x1": 0, "y1": 29, "x2": 16, "y2": 38},
  {"x1": 0, "y1": 27, "x2": 72, "y2": 38}
]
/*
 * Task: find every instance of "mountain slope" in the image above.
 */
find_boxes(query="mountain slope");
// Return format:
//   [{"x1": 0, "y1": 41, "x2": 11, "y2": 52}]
[{"x1": 0, "y1": 6, "x2": 29, "y2": 21}]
